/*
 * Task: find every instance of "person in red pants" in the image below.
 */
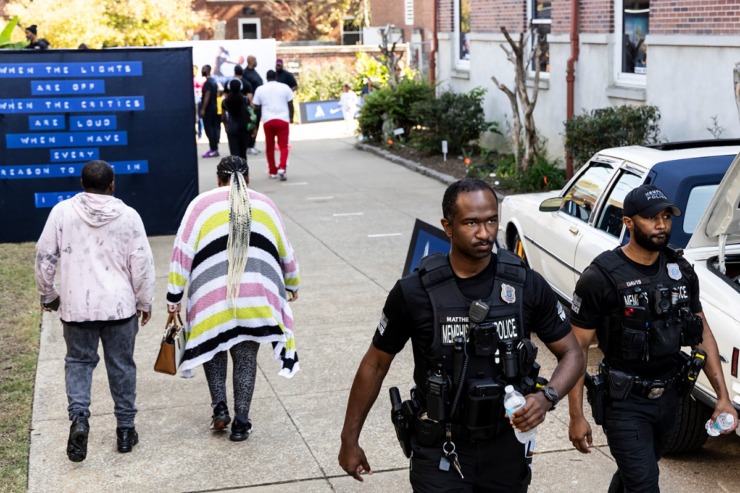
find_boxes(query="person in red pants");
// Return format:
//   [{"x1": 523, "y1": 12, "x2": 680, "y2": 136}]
[{"x1": 252, "y1": 70, "x2": 294, "y2": 181}]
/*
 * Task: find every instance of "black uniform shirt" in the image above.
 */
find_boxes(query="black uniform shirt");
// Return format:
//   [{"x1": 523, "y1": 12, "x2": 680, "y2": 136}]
[
  {"x1": 223, "y1": 77, "x2": 253, "y2": 96},
  {"x1": 276, "y1": 69, "x2": 298, "y2": 90},
  {"x1": 570, "y1": 248, "x2": 702, "y2": 377},
  {"x1": 373, "y1": 255, "x2": 570, "y2": 357},
  {"x1": 244, "y1": 68, "x2": 264, "y2": 91}
]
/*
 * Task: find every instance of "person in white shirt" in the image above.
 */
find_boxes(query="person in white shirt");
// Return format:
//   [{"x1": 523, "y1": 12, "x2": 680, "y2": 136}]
[
  {"x1": 252, "y1": 70, "x2": 294, "y2": 181},
  {"x1": 338, "y1": 83, "x2": 358, "y2": 134}
]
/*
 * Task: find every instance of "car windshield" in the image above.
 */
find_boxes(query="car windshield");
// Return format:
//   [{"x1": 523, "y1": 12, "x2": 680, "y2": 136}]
[
  {"x1": 683, "y1": 184, "x2": 718, "y2": 234},
  {"x1": 561, "y1": 161, "x2": 616, "y2": 222}
]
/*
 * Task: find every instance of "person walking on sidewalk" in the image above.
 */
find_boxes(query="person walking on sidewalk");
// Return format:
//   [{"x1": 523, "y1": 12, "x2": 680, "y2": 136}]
[
  {"x1": 244, "y1": 55, "x2": 264, "y2": 155},
  {"x1": 275, "y1": 58, "x2": 298, "y2": 124},
  {"x1": 567, "y1": 184, "x2": 737, "y2": 493},
  {"x1": 339, "y1": 178, "x2": 584, "y2": 491},
  {"x1": 221, "y1": 78, "x2": 252, "y2": 159},
  {"x1": 167, "y1": 156, "x2": 301, "y2": 442},
  {"x1": 338, "y1": 83, "x2": 358, "y2": 134},
  {"x1": 35, "y1": 160, "x2": 155, "y2": 462},
  {"x1": 252, "y1": 70, "x2": 294, "y2": 181},
  {"x1": 200, "y1": 64, "x2": 221, "y2": 158}
]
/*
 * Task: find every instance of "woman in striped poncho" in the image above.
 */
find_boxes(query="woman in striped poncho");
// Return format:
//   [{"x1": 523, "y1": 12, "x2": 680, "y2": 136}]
[{"x1": 167, "y1": 156, "x2": 300, "y2": 441}]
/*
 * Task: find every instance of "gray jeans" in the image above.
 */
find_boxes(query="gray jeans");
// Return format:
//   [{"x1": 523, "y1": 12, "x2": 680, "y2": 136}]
[{"x1": 63, "y1": 315, "x2": 139, "y2": 428}]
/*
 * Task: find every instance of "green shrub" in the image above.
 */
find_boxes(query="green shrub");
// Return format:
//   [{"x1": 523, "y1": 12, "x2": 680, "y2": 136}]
[
  {"x1": 410, "y1": 87, "x2": 499, "y2": 155},
  {"x1": 468, "y1": 152, "x2": 566, "y2": 193},
  {"x1": 296, "y1": 62, "x2": 356, "y2": 102},
  {"x1": 295, "y1": 53, "x2": 421, "y2": 103},
  {"x1": 564, "y1": 105, "x2": 662, "y2": 170},
  {"x1": 357, "y1": 78, "x2": 434, "y2": 142}
]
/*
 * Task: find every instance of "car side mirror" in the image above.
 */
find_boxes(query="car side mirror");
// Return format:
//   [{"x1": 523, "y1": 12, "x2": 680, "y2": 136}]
[{"x1": 539, "y1": 197, "x2": 564, "y2": 212}]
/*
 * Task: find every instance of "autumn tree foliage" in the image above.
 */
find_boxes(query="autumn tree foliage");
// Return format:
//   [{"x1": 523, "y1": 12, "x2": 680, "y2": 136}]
[
  {"x1": 264, "y1": 0, "x2": 368, "y2": 41},
  {"x1": 5, "y1": 0, "x2": 208, "y2": 48}
]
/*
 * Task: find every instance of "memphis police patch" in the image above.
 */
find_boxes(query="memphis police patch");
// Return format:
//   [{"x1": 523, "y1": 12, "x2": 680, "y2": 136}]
[
  {"x1": 501, "y1": 283, "x2": 516, "y2": 304},
  {"x1": 667, "y1": 263, "x2": 682, "y2": 280}
]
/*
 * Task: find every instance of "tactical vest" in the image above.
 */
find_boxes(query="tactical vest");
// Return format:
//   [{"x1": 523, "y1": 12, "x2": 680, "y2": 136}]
[
  {"x1": 592, "y1": 249, "x2": 703, "y2": 364},
  {"x1": 413, "y1": 251, "x2": 538, "y2": 436}
]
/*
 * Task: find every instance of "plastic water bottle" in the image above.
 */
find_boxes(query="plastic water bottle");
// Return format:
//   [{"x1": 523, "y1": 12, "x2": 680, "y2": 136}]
[
  {"x1": 504, "y1": 385, "x2": 537, "y2": 444},
  {"x1": 705, "y1": 413, "x2": 735, "y2": 436}
]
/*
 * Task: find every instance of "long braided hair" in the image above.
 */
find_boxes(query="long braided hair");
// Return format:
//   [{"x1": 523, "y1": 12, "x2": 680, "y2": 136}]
[{"x1": 216, "y1": 156, "x2": 252, "y2": 307}]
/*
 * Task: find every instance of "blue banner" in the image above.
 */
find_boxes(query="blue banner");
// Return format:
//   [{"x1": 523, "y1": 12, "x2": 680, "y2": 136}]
[
  {"x1": 34, "y1": 191, "x2": 80, "y2": 208},
  {"x1": 70, "y1": 115, "x2": 116, "y2": 131},
  {"x1": 0, "y1": 160, "x2": 149, "y2": 180},
  {"x1": 29, "y1": 115, "x2": 65, "y2": 130},
  {"x1": 0, "y1": 96, "x2": 145, "y2": 114},
  {"x1": 6, "y1": 131, "x2": 127, "y2": 148},
  {"x1": 31, "y1": 79, "x2": 105, "y2": 95},
  {"x1": 0, "y1": 48, "x2": 197, "y2": 242},
  {"x1": 50, "y1": 148, "x2": 100, "y2": 162},
  {"x1": 299, "y1": 99, "x2": 344, "y2": 123},
  {"x1": 0, "y1": 61, "x2": 143, "y2": 78}
]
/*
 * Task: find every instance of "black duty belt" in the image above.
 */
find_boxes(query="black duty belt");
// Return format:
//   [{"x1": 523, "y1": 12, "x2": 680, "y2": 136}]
[
  {"x1": 602, "y1": 364, "x2": 681, "y2": 400},
  {"x1": 632, "y1": 373, "x2": 680, "y2": 399},
  {"x1": 415, "y1": 414, "x2": 507, "y2": 443}
]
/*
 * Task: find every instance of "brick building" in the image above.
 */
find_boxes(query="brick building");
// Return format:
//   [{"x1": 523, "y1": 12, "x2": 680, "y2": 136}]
[
  {"x1": 365, "y1": 0, "x2": 436, "y2": 78},
  {"x1": 435, "y1": 0, "x2": 740, "y2": 159}
]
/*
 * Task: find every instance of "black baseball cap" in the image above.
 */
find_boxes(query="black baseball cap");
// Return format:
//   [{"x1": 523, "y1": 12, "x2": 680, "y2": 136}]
[{"x1": 623, "y1": 184, "x2": 682, "y2": 218}]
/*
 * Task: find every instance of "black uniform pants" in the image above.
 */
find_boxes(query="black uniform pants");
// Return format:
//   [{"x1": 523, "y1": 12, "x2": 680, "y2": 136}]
[
  {"x1": 409, "y1": 429, "x2": 530, "y2": 492},
  {"x1": 603, "y1": 388, "x2": 678, "y2": 493}
]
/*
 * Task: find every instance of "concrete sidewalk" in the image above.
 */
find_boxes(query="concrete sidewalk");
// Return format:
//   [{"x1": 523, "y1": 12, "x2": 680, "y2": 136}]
[{"x1": 28, "y1": 121, "x2": 740, "y2": 492}]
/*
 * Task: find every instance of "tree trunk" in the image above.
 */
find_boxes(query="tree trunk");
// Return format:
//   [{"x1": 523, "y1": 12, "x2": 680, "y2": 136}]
[
  {"x1": 493, "y1": 26, "x2": 543, "y2": 171},
  {"x1": 492, "y1": 74, "x2": 522, "y2": 167},
  {"x1": 375, "y1": 25, "x2": 404, "y2": 89}
]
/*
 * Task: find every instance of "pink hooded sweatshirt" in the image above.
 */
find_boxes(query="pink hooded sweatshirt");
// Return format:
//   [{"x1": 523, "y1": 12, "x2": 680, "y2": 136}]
[{"x1": 35, "y1": 192, "x2": 155, "y2": 323}]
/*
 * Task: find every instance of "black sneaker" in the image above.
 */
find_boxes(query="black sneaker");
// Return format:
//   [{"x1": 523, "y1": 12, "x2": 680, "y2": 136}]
[
  {"x1": 229, "y1": 418, "x2": 253, "y2": 442},
  {"x1": 67, "y1": 415, "x2": 89, "y2": 462},
  {"x1": 116, "y1": 427, "x2": 138, "y2": 453},
  {"x1": 211, "y1": 401, "x2": 231, "y2": 431}
]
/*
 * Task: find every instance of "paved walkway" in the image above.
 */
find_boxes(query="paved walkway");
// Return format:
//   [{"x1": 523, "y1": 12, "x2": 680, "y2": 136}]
[{"x1": 28, "y1": 121, "x2": 740, "y2": 492}]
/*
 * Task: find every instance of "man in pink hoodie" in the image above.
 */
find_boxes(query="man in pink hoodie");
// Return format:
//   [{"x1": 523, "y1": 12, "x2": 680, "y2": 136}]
[{"x1": 35, "y1": 160, "x2": 155, "y2": 462}]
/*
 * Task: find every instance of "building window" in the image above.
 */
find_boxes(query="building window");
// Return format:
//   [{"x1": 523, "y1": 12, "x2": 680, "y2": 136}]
[
  {"x1": 343, "y1": 17, "x2": 361, "y2": 45},
  {"x1": 529, "y1": 0, "x2": 551, "y2": 73},
  {"x1": 617, "y1": 0, "x2": 649, "y2": 78},
  {"x1": 238, "y1": 18, "x2": 261, "y2": 40},
  {"x1": 457, "y1": 0, "x2": 470, "y2": 62}
]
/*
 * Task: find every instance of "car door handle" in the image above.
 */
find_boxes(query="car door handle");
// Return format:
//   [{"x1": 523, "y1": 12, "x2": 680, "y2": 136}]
[{"x1": 569, "y1": 226, "x2": 579, "y2": 236}]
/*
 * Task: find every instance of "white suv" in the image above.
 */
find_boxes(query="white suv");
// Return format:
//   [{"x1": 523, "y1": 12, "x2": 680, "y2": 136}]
[{"x1": 499, "y1": 140, "x2": 740, "y2": 452}]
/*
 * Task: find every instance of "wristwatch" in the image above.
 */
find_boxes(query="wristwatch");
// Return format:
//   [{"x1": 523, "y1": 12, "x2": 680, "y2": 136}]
[{"x1": 540, "y1": 386, "x2": 559, "y2": 411}]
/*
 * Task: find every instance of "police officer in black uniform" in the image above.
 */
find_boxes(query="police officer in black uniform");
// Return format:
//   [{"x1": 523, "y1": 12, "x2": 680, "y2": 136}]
[
  {"x1": 339, "y1": 179, "x2": 584, "y2": 492},
  {"x1": 567, "y1": 184, "x2": 738, "y2": 493}
]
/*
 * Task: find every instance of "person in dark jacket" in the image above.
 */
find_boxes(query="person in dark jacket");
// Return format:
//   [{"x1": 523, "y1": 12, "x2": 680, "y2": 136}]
[{"x1": 222, "y1": 79, "x2": 251, "y2": 159}]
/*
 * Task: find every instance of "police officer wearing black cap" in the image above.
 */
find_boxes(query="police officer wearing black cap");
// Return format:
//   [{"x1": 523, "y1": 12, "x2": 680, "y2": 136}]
[
  {"x1": 339, "y1": 178, "x2": 584, "y2": 492},
  {"x1": 567, "y1": 184, "x2": 738, "y2": 492}
]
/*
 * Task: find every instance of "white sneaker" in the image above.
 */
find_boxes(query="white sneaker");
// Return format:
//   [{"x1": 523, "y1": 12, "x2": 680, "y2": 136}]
[
  {"x1": 278, "y1": 169, "x2": 287, "y2": 181},
  {"x1": 247, "y1": 148, "x2": 260, "y2": 155},
  {"x1": 269, "y1": 174, "x2": 278, "y2": 179}
]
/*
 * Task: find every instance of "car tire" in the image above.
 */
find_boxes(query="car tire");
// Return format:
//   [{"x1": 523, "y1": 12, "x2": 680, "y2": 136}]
[{"x1": 663, "y1": 395, "x2": 711, "y2": 454}]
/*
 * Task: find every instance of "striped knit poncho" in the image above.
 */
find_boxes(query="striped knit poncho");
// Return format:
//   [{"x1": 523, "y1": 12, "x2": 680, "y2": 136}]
[{"x1": 167, "y1": 186, "x2": 300, "y2": 377}]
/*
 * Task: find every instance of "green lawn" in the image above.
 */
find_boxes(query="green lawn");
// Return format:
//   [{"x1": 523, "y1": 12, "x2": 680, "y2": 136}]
[{"x1": 0, "y1": 243, "x2": 40, "y2": 493}]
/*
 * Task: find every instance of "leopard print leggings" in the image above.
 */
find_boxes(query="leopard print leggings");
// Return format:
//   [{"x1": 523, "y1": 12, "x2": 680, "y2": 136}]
[{"x1": 203, "y1": 340, "x2": 260, "y2": 420}]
